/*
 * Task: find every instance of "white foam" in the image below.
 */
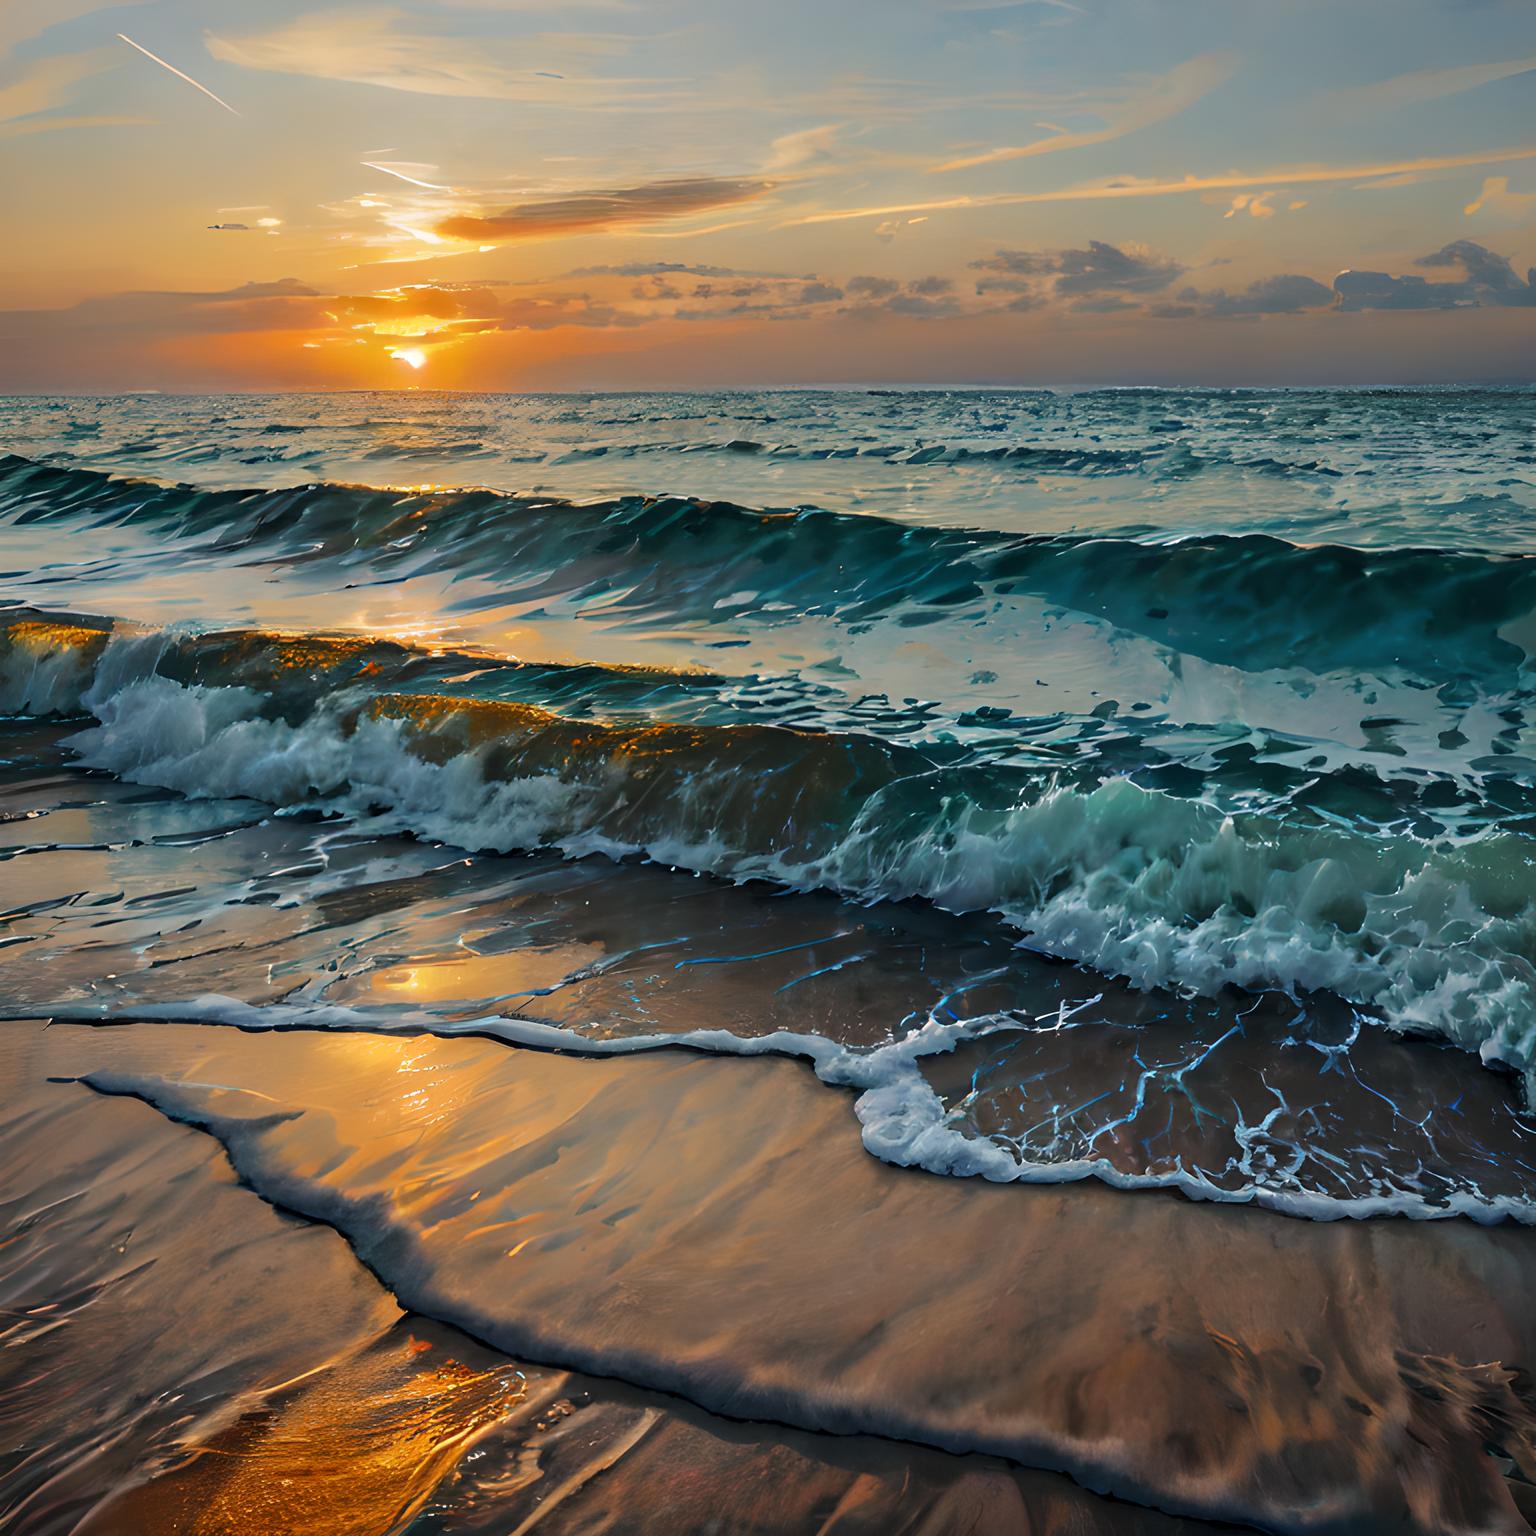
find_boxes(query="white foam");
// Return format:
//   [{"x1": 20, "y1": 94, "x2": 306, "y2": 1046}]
[
  {"x1": 25, "y1": 992, "x2": 1536, "y2": 1223},
  {"x1": 17, "y1": 628, "x2": 1536, "y2": 1113}
]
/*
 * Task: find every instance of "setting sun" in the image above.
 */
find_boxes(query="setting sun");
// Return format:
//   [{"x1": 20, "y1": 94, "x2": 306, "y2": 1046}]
[{"x1": 391, "y1": 348, "x2": 427, "y2": 370}]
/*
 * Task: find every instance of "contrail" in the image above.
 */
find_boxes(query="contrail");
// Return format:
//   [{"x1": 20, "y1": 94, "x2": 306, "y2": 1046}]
[
  {"x1": 362, "y1": 162, "x2": 449, "y2": 191},
  {"x1": 117, "y1": 33, "x2": 240, "y2": 116}
]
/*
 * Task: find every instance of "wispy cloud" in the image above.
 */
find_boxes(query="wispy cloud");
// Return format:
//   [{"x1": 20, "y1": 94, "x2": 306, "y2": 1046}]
[
  {"x1": 933, "y1": 53, "x2": 1235, "y2": 173},
  {"x1": 206, "y1": 9, "x2": 681, "y2": 109},
  {"x1": 1333, "y1": 53, "x2": 1536, "y2": 111},
  {"x1": 1465, "y1": 176, "x2": 1536, "y2": 219},
  {"x1": 0, "y1": 0, "x2": 151, "y2": 63},
  {"x1": 435, "y1": 178, "x2": 773, "y2": 246},
  {"x1": 0, "y1": 47, "x2": 119, "y2": 129},
  {"x1": 789, "y1": 144, "x2": 1536, "y2": 226}
]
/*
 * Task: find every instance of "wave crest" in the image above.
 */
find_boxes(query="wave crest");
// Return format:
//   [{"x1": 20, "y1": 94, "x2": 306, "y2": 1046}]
[
  {"x1": 3, "y1": 453, "x2": 1533, "y2": 691},
  {"x1": 7, "y1": 612, "x2": 1534, "y2": 1101}
]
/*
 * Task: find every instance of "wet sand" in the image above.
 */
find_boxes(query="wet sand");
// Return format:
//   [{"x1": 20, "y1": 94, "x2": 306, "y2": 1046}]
[
  {"x1": 1, "y1": 1024, "x2": 1238, "y2": 1536},
  {"x1": 8, "y1": 1019, "x2": 1536, "y2": 1534}
]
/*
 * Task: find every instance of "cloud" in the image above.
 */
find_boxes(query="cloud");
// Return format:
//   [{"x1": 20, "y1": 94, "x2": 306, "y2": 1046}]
[
  {"x1": 967, "y1": 239, "x2": 1532, "y2": 322},
  {"x1": 1333, "y1": 270, "x2": 1468, "y2": 311},
  {"x1": 979, "y1": 239, "x2": 1532, "y2": 320},
  {"x1": 0, "y1": 111, "x2": 151, "y2": 135},
  {"x1": 1417, "y1": 238, "x2": 1526, "y2": 291},
  {"x1": 790, "y1": 145, "x2": 1536, "y2": 227},
  {"x1": 1334, "y1": 241, "x2": 1536, "y2": 310},
  {"x1": 1464, "y1": 176, "x2": 1536, "y2": 218},
  {"x1": 971, "y1": 241, "x2": 1183, "y2": 305},
  {"x1": 1070, "y1": 295, "x2": 1138, "y2": 313},
  {"x1": 570, "y1": 261, "x2": 758, "y2": 278},
  {"x1": 1192, "y1": 274, "x2": 1335, "y2": 316},
  {"x1": 0, "y1": 280, "x2": 325, "y2": 347},
  {"x1": 0, "y1": 263, "x2": 992, "y2": 368},
  {"x1": 764, "y1": 123, "x2": 844, "y2": 175},
  {"x1": 971, "y1": 249, "x2": 1057, "y2": 281},
  {"x1": 934, "y1": 53, "x2": 1236, "y2": 173},
  {"x1": 839, "y1": 276, "x2": 962, "y2": 319},
  {"x1": 1336, "y1": 53, "x2": 1536, "y2": 111},
  {"x1": 470, "y1": 267, "x2": 971, "y2": 331},
  {"x1": 0, "y1": 1, "x2": 152, "y2": 62},
  {"x1": 1054, "y1": 241, "x2": 1183, "y2": 295},
  {"x1": 0, "y1": 46, "x2": 121, "y2": 129},
  {"x1": 206, "y1": 9, "x2": 677, "y2": 108},
  {"x1": 436, "y1": 178, "x2": 772, "y2": 245},
  {"x1": 472, "y1": 291, "x2": 622, "y2": 333},
  {"x1": 6, "y1": 233, "x2": 1526, "y2": 391},
  {"x1": 846, "y1": 274, "x2": 901, "y2": 298},
  {"x1": 1220, "y1": 191, "x2": 1300, "y2": 220}
]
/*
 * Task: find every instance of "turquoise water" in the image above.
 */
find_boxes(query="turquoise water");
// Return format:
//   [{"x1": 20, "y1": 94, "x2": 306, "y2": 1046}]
[{"x1": 2, "y1": 386, "x2": 1534, "y2": 1220}]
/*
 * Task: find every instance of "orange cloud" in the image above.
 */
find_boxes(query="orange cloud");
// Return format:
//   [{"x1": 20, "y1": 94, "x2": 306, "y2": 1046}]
[
  {"x1": 791, "y1": 145, "x2": 1536, "y2": 226},
  {"x1": 435, "y1": 178, "x2": 772, "y2": 246}
]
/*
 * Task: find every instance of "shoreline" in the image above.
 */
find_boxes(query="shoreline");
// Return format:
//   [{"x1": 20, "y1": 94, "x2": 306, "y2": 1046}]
[
  {"x1": 3, "y1": 1021, "x2": 1252, "y2": 1536},
  {"x1": 13, "y1": 1017, "x2": 1536, "y2": 1534}
]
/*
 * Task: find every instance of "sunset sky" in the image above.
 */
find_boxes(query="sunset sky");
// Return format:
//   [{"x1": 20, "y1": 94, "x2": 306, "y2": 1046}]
[{"x1": 2, "y1": 0, "x2": 1534, "y2": 390}]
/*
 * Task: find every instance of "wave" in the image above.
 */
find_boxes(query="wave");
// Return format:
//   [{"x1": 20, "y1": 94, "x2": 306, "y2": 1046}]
[
  {"x1": 3, "y1": 453, "x2": 1533, "y2": 691},
  {"x1": 5, "y1": 613, "x2": 1535, "y2": 1105},
  {"x1": 35, "y1": 993, "x2": 1535, "y2": 1225},
  {"x1": 15, "y1": 606, "x2": 1519, "y2": 838},
  {"x1": 550, "y1": 434, "x2": 1340, "y2": 478}
]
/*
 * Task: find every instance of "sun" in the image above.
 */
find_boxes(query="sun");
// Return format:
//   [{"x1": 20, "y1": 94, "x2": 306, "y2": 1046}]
[{"x1": 391, "y1": 348, "x2": 428, "y2": 370}]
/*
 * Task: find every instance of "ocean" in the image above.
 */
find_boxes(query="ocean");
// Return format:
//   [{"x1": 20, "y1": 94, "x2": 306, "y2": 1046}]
[{"x1": 3, "y1": 387, "x2": 1535, "y2": 1533}]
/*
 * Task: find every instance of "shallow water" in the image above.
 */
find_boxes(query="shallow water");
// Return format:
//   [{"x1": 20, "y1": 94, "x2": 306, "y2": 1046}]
[{"x1": 2, "y1": 387, "x2": 1535, "y2": 1531}]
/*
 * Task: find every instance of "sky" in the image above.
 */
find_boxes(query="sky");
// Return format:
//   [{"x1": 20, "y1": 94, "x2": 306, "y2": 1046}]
[{"x1": 1, "y1": 0, "x2": 1534, "y2": 390}]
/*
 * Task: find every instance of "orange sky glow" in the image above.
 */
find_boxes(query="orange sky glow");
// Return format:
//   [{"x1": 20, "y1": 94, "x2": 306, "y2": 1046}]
[{"x1": 1, "y1": 0, "x2": 1533, "y2": 389}]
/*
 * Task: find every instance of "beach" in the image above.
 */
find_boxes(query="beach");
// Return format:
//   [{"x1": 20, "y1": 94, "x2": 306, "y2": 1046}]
[{"x1": 8, "y1": 1012, "x2": 1536, "y2": 1534}]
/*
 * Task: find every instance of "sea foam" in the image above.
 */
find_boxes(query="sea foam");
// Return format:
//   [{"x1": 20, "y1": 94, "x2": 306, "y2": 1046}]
[{"x1": 8, "y1": 618, "x2": 1535, "y2": 1115}]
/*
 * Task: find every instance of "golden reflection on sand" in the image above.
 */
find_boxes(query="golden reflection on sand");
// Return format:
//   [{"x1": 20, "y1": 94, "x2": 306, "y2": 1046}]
[{"x1": 78, "y1": 1334, "x2": 525, "y2": 1536}]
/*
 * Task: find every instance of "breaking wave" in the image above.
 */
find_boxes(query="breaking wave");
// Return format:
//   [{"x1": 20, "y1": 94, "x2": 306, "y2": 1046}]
[{"x1": 6, "y1": 611, "x2": 1535, "y2": 1104}]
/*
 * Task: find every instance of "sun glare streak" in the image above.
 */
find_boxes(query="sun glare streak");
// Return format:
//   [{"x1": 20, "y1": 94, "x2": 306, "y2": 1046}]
[{"x1": 117, "y1": 34, "x2": 241, "y2": 116}]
